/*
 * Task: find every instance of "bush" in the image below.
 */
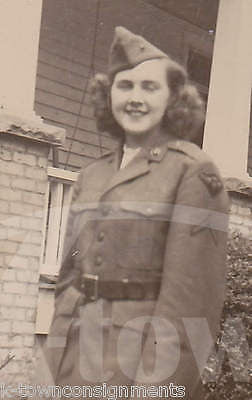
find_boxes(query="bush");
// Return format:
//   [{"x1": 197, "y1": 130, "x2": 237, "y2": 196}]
[{"x1": 203, "y1": 231, "x2": 251, "y2": 400}]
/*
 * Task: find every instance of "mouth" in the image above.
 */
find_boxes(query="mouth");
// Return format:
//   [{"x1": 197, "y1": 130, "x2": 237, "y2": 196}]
[{"x1": 125, "y1": 109, "x2": 148, "y2": 117}]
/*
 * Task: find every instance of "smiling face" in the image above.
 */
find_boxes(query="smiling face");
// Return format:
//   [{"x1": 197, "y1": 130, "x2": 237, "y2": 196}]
[{"x1": 110, "y1": 59, "x2": 170, "y2": 144}]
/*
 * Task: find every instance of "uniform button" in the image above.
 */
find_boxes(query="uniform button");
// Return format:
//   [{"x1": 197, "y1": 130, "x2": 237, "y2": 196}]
[
  {"x1": 151, "y1": 147, "x2": 161, "y2": 157},
  {"x1": 95, "y1": 255, "x2": 102, "y2": 266},
  {"x1": 97, "y1": 232, "x2": 105, "y2": 242},
  {"x1": 71, "y1": 249, "x2": 80, "y2": 257}
]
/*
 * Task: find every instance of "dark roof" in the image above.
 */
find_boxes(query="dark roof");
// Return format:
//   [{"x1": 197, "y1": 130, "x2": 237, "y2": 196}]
[{"x1": 145, "y1": 0, "x2": 219, "y2": 31}]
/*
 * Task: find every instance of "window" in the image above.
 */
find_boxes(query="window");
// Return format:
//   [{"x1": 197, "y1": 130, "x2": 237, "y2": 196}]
[{"x1": 36, "y1": 167, "x2": 78, "y2": 334}]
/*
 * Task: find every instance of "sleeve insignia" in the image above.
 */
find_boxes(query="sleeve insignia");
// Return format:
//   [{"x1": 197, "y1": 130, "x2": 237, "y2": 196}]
[
  {"x1": 198, "y1": 171, "x2": 223, "y2": 195},
  {"x1": 190, "y1": 214, "x2": 218, "y2": 246}
]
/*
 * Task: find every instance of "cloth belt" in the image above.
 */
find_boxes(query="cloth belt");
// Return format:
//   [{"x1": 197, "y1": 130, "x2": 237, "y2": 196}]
[{"x1": 78, "y1": 273, "x2": 161, "y2": 301}]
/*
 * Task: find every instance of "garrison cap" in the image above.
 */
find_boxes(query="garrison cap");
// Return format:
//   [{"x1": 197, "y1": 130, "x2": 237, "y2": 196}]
[{"x1": 108, "y1": 26, "x2": 168, "y2": 76}]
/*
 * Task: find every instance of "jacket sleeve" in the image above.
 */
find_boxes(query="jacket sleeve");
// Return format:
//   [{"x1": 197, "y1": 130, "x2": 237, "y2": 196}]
[{"x1": 134, "y1": 160, "x2": 230, "y2": 399}]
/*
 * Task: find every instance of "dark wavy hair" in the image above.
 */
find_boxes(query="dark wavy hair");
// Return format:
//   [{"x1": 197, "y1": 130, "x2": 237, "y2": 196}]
[{"x1": 90, "y1": 58, "x2": 205, "y2": 143}]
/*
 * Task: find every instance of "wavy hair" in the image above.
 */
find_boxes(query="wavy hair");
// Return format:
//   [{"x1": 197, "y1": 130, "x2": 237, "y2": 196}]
[{"x1": 90, "y1": 58, "x2": 205, "y2": 143}]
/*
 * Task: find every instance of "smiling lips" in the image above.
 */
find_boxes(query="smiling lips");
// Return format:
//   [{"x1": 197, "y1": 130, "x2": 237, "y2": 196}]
[{"x1": 125, "y1": 109, "x2": 148, "y2": 117}]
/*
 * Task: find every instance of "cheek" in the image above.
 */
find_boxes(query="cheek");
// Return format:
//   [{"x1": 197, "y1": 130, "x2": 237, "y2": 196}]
[
  {"x1": 111, "y1": 94, "x2": 125, "y2": 119},
  {"x1": 111, "y1": 86, "x2": 126, "y2": 104},
  {"x1": 155, "y1": 92, "x2": 170, "y2": 115}
]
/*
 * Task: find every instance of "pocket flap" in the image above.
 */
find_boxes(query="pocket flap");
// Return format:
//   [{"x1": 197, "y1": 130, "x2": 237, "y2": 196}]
[{"x1": 119, "y1": 201, "x2": 173, "y2": 219}]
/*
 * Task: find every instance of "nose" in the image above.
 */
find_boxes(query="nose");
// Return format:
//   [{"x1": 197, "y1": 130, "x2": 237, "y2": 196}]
[
  {"x1": 128, "y1": 86, "x2": 144, "y2": 107},
  {"x1": 128, "y1": 100, "x2": 143, "y2": 108}
]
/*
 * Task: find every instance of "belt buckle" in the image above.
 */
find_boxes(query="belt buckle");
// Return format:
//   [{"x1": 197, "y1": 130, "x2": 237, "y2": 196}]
[{"x1": 83, "y1": 273, "x2": 99, "y2": 301}]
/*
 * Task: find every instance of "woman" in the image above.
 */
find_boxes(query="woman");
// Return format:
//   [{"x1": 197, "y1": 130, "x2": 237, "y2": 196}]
[{"x1": 45, "y1": 27, "x2": 229, "y2": 399}]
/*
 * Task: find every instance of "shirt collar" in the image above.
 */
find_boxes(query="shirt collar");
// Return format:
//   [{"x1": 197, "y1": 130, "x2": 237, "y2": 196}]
[{"x1": 107, "y1": 136, "x2": 182, "y2": 166}]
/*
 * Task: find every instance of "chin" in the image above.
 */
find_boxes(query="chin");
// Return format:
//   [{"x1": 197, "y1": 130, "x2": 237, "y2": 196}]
[{"x1": 123, "y1": 123, "x2": 152, "y2": 135}]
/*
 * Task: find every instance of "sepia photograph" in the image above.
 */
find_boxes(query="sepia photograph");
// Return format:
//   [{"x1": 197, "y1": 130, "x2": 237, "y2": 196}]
[{"x1": 0, "y1": 1, "x2": 251, "y2": 399}]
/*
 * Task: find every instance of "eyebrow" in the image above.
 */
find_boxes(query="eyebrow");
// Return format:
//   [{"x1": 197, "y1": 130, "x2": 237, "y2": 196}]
[
  {"x1": 116, "y1": 79, "x2": 161, "y2": 86},
  {"x1": 116, "y1": 79, "x2": 132, "y2": 85},
  {"x1": 142, "y1": 80, "x2": 160, "y2": 85}
]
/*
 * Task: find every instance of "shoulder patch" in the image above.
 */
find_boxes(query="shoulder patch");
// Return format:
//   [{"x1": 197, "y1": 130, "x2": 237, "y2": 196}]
[{"x1": 199, "y1": 171, "x2": 223, "y2": 195}]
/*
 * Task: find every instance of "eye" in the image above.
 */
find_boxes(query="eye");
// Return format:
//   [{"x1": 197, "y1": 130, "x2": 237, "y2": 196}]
[
  {"x1": 142, "y1": 81, "x2": 160, "y2": 91},
  {"x1": 116, "y1": 80, "x2": 133, "y2": 90}
]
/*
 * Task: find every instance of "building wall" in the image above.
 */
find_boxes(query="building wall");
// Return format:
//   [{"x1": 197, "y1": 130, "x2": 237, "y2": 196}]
[
  {"x1": 0, "y1": 131, "x2": 53, "y2": 384},
  {"x1": 35, "y1": 0, "x2": 218, "y2": 171}
]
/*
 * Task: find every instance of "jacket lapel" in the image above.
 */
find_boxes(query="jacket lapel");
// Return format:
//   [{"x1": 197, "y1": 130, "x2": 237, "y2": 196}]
[
  {"x1": 101, "y1": 151, "x2": 150, "y2": 197},
  {"x1": 100, "y1": 138, "x2": 174, "y2": 197}
]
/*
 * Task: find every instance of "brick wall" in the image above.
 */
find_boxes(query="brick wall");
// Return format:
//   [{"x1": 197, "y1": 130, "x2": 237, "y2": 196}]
[
  {"x1": 0, "y1": 135, "x2": 48, "y2": 383},
  {"x1": 0, "y1": 117, "x2": 64, "y2": 385}
]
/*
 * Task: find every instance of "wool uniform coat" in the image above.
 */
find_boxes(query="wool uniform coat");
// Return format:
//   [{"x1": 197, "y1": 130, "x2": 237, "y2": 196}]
[{"x1": 45, "y1": 137, "x2": 229, "y2": 399}]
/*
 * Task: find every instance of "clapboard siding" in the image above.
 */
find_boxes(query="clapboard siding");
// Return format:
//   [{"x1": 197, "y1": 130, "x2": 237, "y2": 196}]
[
  {"x1": 36, "y1": 90, "x2": 83, "y2": 116},
  {"x1": 36, "y1": 103, "x2": 78, "y2": 127},
  {"x1": 35, "y1": 102, "x2": 102, "y2": 139},
  {"x1": 38, "y1": 48, "x2": 91, "y2": 78},
  {"x1": 40, "y1": 118, "x2": 115, "y2": 145},
  {"x1": 36, "y1": 76, "x2": 84, "y2": 103},
  {"x1": 39, "y1": 35, "x2": 107, "y2": 70},
  {"x1": 64, "y1": 139, "x2": 106, "y2": 159},
  {"x1": 35, "y1": 0, "x2": 111, "y2": 171},
  {"x1": 34, "y1": 0, "x2": 220, "y2": 172},
  {"x1": 37, "y1": 62, "x2": 89, "y2": 91},
  {"x1": 57, "y1": 151, "x2": 95, "y2": 172},
  {"x1": 36, "y1": 90, "x2": 94, "y2": 119}
]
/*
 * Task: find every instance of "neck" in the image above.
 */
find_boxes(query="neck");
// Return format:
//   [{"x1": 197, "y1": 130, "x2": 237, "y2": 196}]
[{"x1": 124, "y1": 126, "x2": 168, "y2": 150}]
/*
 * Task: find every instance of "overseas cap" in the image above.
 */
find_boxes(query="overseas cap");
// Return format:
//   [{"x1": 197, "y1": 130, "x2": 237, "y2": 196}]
[{"x1": 108, "y1": 26, "x2": 168, "y2": 76}]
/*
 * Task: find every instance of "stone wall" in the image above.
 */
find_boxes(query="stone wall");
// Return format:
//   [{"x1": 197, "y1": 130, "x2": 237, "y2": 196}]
[{"x1": 0, "y1": 114, "x2": 64, "y2": 385}]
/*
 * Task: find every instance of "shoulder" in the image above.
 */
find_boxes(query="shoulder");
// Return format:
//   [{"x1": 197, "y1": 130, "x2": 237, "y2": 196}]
[
  {"x1": 86, "y1": 150, "x2": 115, "y2": 168},
  {"x1": 71, "y1": 150, "x2": 114, "y2": 197},
  {"x1": 78, "y1": 150, "x2": 114, "y2": 176},
  {"x1": 167, "y1": 139, "x2": 211, "y2": 164}
]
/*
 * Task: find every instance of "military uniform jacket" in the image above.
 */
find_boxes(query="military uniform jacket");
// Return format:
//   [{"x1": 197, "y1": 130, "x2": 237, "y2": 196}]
[{"x1": 45, "y1": 137, "x2": 229, "y2": 399}]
